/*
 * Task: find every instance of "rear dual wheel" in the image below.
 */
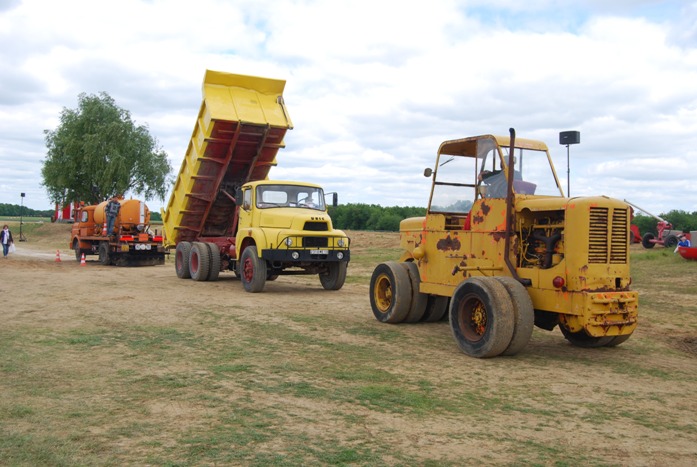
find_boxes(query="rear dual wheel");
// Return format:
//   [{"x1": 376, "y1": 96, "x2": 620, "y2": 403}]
[{"x1": 176, "y1": 241, "x2": 221, "y2": 281}]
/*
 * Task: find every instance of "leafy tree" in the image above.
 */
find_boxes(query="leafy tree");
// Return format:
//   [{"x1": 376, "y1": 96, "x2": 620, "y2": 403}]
[{"x1": 42, "y1": 92, "x2": 172, "y2": 205}]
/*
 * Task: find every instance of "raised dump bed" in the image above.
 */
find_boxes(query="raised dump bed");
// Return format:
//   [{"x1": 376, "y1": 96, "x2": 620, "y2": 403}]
[{"x1": 162, "y1": 70, "x2": 293, "y2": 247}]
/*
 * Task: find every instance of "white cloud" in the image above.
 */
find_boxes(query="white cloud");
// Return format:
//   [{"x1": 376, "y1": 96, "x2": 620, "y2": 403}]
[{"x1": 1, "y1": 0, "x2": 696, "y2": 217}]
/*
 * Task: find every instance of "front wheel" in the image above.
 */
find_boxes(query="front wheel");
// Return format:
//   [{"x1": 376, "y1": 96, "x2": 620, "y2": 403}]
[
  {"x1": 449, "y1": 277, "x2": 515, "y2": 358},
  {"x1": 241, "y1": 246, "x2": 267, "y2": 293},
  {"x1": 320, "y1": 261, "x2": 347, "y2": 290},
  {"x1": 369, "y1": 261, "x2": 412, "y2": 323},
  {"x1": 73, "y1": 241, "x2": 81, "y2": 261},
  {"x1": 493, "y1": 277, "x2": 534, "y2": 356}
]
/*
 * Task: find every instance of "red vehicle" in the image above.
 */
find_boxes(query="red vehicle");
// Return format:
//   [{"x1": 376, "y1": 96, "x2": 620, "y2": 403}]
[{"x1": 624, "y1": 200, "x2": 688, "y2": 249}]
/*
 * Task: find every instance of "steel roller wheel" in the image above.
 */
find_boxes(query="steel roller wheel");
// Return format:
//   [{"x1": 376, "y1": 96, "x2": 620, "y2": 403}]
[
  {"x1": 241, "y1": 245, "x2": 267, "y2": 293},
  {"x1": 98, "y1": 241, "x2": 111, "y2": 266},
  {"x1": 605, "y1": 333, "x2": 632, "y2": 347},
  {"x1": 205, "y1": 242, "x2": 221, "y2": 282},
  {"x1": 369, "y1": 261, "x2": 412, "y2": 323},
  {"x1": 175, "y1": 242, "x2": 192, "y2": 279},
  {"x1": 400, "y1": 262, "x2": 427, "y2": 322},
  {"x1": 560, "y1": 326, "x2": 614, "y2": 348},
  {"x1": 320, "y1": 261, "x2": 347, "y2": 290},
  {"x1": 449, "y1": 277, "x2": 515, "y2": 358},
  {"x1": 493, "y1": 276, "x2": 535, "y2": 356},
  {"x1": 190, "y1": 242, "x2": 210, "y2": 281}
]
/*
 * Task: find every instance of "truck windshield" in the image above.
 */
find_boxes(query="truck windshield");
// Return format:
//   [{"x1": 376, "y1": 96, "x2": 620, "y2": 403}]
[
  {"x1": 429, "y1": 138, "x2": 563, "y2": 214},
  {"x1": 256, "y1": 185, "x2": 326, "y2": 211}
]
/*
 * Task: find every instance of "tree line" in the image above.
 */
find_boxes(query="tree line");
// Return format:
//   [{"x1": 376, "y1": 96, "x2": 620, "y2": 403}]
[{"x1": 4, "y1": 200, "x2": 697, "y2": 234}]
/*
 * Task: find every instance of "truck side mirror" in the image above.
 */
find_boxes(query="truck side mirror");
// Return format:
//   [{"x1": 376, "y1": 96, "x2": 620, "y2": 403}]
[
  {"x1": 424, "y1": 168, "x2": 433, "y2": 177},
  {"x1": 235, "y1": 188, "x2": 242, "y2": 205},
  {"x1": 332, "y1": 193, "x2": 338, "y2": 207}
]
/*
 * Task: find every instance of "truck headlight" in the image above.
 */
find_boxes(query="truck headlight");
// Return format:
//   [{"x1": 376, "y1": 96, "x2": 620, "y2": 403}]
[
  {"x1": 285, "y1": 238, "x2": 293, "y2": 247},
  {"x1": 338, "y1": 238, "x2": 346, "y2": 247},
  {"x1": 291, "y1": 252, "x2": 300, "y2": 260},
  {"x1": 337, "y1": 252, "x2": 344, "y2": 260}
]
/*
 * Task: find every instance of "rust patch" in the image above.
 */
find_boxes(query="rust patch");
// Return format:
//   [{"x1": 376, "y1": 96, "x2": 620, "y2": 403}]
[
  {"x1": 481, "y1": 202, "x2": 491, "y2": 215},
  {"x1": 472, "y1": 214, "x2": 484, "y2": 225},
  {"x1": 491, "y1": 232, "x2": 506, "y2": 242},
  {"x1": 437, "y1": 235, "x2": 461, "y2": 251}
]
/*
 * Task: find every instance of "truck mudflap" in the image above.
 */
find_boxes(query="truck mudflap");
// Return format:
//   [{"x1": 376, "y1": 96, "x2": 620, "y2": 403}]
[
  {"x1": 561, "y1": 291, "x2": 638, "y2": 337},
  {"x1": 261, "y1": 249, "x2": 350, "y2": 263}
]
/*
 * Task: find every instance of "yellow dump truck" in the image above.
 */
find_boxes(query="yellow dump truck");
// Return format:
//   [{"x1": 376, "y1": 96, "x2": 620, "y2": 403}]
[
  {"x1": 70, "y1": 197, "x2": 166, "y2": 266},
  {"x1": 369, "y1": 129, "x2": 638, "y2": 357},
  {"x1": 162, "y1": 70, "x2": 350, "y2": 292}
]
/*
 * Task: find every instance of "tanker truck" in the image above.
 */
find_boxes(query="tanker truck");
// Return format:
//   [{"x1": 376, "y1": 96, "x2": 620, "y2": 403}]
[
  {"x1": 161, "y1": 70, "x2": 350, "y2": 292},
  {"x1": 70, "y1": 197, "x2": 166, "y2": 266}
]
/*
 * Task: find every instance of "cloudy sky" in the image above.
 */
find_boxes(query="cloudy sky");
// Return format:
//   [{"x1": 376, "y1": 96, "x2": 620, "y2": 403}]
[{"x1": 1, "y1": 0, "x2": 696, "y2": 217}]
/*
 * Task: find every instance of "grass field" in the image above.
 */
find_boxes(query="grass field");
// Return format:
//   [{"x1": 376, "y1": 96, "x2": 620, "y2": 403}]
[{"x1": 1, "y1": 222, "x2": 696, "y2": 466}]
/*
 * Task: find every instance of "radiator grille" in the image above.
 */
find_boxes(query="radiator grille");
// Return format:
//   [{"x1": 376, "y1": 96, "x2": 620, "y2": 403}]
[
  {"x1": 588, "y1": 207, "x2": 628, "y2": 264},
  {"x1": 304, "y1": 221, "x2": 329, "y2": 231}
]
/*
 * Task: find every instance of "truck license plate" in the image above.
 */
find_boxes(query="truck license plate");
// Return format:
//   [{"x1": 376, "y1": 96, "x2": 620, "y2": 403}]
[{"x1": 311, "y1": 249, "x2": 328, "y2": 255}]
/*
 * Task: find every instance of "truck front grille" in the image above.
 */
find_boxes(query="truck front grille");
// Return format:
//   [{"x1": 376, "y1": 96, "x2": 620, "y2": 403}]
[
  {"x1": 304, "y1": 221, "x2": 329, "y2": 231},
  {"x1": 588, "y1": 207, "x2": 628, "y2": 264}
]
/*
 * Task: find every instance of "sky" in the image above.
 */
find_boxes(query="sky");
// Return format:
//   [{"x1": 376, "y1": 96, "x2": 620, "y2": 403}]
[{"x1": 1, "y1": 0, "x2": 696, "y2": 218}]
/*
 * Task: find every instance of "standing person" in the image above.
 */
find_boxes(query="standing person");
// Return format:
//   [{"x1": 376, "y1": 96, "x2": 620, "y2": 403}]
[
  {"x1": 105, "y1": 196, "x2": 121, "y2": 237},
  {"x1": 1, "y1": 224, "x2": 13, "y2": 257}
]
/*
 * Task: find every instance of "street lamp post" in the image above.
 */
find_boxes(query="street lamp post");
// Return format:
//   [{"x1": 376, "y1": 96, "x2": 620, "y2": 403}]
[
  {"x1": 559, "y1": 131, "x2": 580, "y2": 197},
  {"x1": 20, "y1": 192, "x2": 27, "y2": 241}
]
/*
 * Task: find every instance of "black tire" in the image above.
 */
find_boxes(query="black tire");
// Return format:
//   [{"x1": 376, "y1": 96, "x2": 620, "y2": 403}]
[
  {"x1": 605, "y1": 333, "x2": 632, "y2": 347},
  {"x1": 421, "y1": 295, "x2": 449, "y2": 322},
  {"x1": 641, "y1": 232, "x2": 655, "y2": 249},
  {"x1": 240, "y1": 246, "x2": 266, "y2": 293},
  {"x1": 494, "y1": 276, "x2": 534, "y2": 356},
  {"x1": 175, "y1": 242, "x2": 192, "y2": 279},
  {"x1": 190, "y1": 242, "x2": 210, "y2": 281},
  {"x1": 560, "y1": 326, "x2": 614, "y2": 348},
  {"x1": 206, "y1": 243, "x2": 221, "y2": 282},
  {"x1": 98, "y1": 241, "x2": 111, "y2": 266},
  {"x1": 73, "y1": 241, "x2": 81, "y2": 262},
  {"x1": 664, "y1": 234, "x2": 679, "y2": 249},
  {"x1": 369, "y1": 261, "x2": 412, "y2": 323},
  {"x1": 400, "y1": 262, "x2": 427, "y2": 322},
  {"x1": 449, "y1": 277, "x2": 515, "y2": 358},
  {"x1": 320, "y1": 261, "x2": 347, "y2": 290}
]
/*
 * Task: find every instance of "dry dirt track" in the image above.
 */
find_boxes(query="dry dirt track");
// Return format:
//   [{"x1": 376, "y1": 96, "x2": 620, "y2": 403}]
[{"x1": 1, "y1": 226, "x2": 697, "y2": 465}]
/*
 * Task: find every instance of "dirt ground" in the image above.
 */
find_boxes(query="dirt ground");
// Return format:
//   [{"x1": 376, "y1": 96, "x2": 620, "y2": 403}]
[{"x1": 1, "y1": 223, "x2": 696, "y2": 465}]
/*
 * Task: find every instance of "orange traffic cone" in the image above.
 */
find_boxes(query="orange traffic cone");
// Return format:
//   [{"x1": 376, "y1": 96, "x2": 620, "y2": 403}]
[
  {"x1": 102, "y1": 222, "x2": 107, "y2": 236},
  {"x1": 55, "y1": 250, "x2": 61, "y2": 262},
  {"x1": 80, "y1": 253, "x2": 86, "y2": 266}
]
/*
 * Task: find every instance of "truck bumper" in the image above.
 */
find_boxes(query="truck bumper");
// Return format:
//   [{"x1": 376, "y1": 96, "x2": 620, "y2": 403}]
[{"x1": 261, "y1": 249, "x2": 350, "y2": 263}]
